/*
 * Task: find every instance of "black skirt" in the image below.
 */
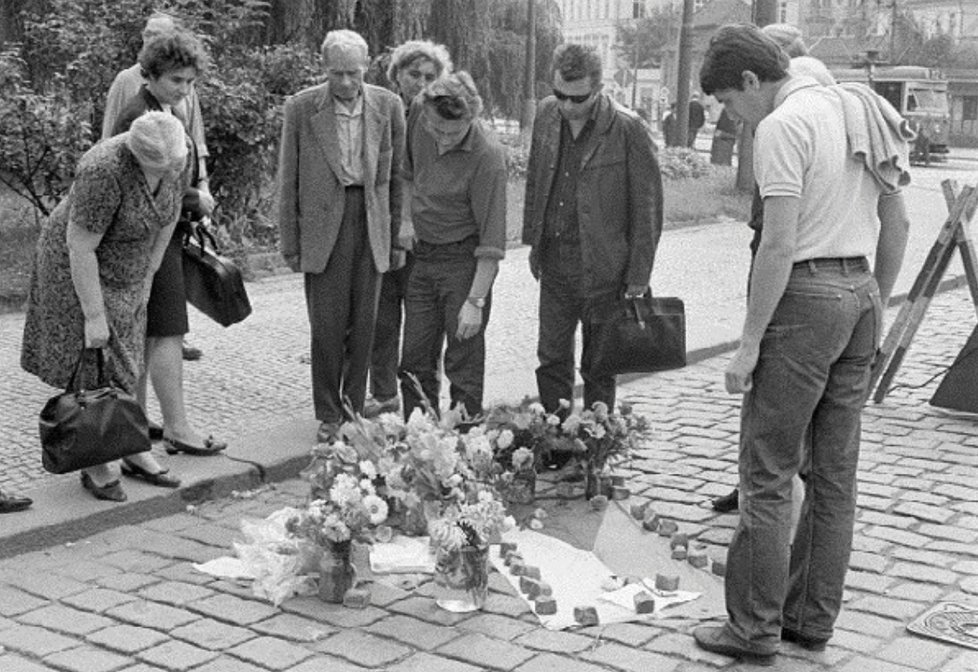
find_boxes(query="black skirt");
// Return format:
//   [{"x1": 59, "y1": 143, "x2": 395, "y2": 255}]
[{"x1": 146, "y1": 232, "x2": 189, "y2": 337}]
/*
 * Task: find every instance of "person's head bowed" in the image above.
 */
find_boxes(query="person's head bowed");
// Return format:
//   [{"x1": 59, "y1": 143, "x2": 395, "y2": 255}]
[
  {"x1": 387, "y1": 40, "x2": 453, "y2": 104},
  {"x1": 126, "y1": 111, "x2": 189, "y2": 174},
  {"x1": 321, "y1": 29, "x2": 370, "y2": 102},
  {"x1": 550, "y1": 43, "x2": 603, "y2": 120},
  {"x1": 139, "y1": 28, "x2": 208, "y2": 81},
  {"x1": 761, "y1": 23, "x2": 808, "y2": 58},
  {"x1": 421, "y1": 72, "x2": 482, "y2": 152}
]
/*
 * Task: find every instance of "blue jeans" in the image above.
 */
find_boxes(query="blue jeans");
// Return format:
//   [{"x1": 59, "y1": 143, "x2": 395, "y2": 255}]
[{"x1": 725, "y1": 258, "x2": 881, "y2": 651}]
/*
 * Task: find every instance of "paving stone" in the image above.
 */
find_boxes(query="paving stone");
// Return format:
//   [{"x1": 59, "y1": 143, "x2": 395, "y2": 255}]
[
  {"x1": 42, "y1": 645, "x2": 132, "y2": 672},
  {"x1": 386, "y1": 596, "x2": 477, "y2": 627},
  {"x1": 892, "y1": 547, "x2": 955, "y2": 567},
  {"x1": 835, "y1": 610, "x2": 904, "y2": 639},
  {"x1": 251, "y1": 613, "x2": 336, "y2": 642},
  {"x1": 62, "y1": 588, "x2": 139, "y2": 614},
  {"x1": 889, "y1": 562, "x2": 959, "y2": 586},
  {"x1": 893, "y1": 502, "x2": 956, "y2": 524},
  {"x1": 512, "y1": 629, "x2": 595, "y2": 654},
  {"x1": 926, "y1": 540, "x2": 978, "y2": 558},
  {"x1": 10, "y1": 572, "x2": 89, "y2": 601},
  {"x1": 106, "y1": 601, "x2": 200, "y2": 631},
  {"x1": 642, "y1": 631, "x2": 732, "y2": 665},
  {"x1": 368, "y1": 580, "x2": 412, "y2": 606},
  {"x1": 185, "y1": 594, "x2": 278, "y2": 626},
  {"x1": 282, "y1": 596, "x2": 389, "y2": 628},
  {"x1": 137, "y1": 640, "x2": 220, "y2": 671},
  {"x1": 0, "y1": 587, "x2": 48, "y2": 617},
  {"x1": 933, "y1": 483, "x2": 977, "y2": 501},
  {"x1": 169, "y1": 618, "x2": 254, "y2": 650},
  {"x1": 0, "y1": 652, "x2": 54, "y2": 672},
  {"x1": 385, "y1": 651, "x2": 485, "y2": 672},
  {"x1": 918, "y1": 523, "x2": 978, "y2": 544},
  {"x1": 226, "y1": 635, "x2": 315, "y2": 670},
  {"x1": 309, "y1": 629, "x2": 412, "y2": 668},
  {"x1": 436, "y1": 632, "x2": 536, "y2": 671},
  {"x1": 0, "y1": 624, "x2": 78, "y2": 657},
  {"x1": 137, "y1": 582, "x2": 215, "y2": 606},
  {"x1": 640, "y1": 501, "x2": 714, "y2": 523},
  {"x1": 287, "y1": 655, "x2": 370, "y2": 672},
  {"x1": 174, "y1": 524, "x2": 241, "y2": 549},
  {"x1": 579, "y1": 622, "x2": 658, "y2": 647},
  {"x1": 849, "y1": 595, "x2": 928, "y2": 621},
  {"x1": 850, "y1": 551, "x2": 888, "y2": 574},
  {"x1": 859, "y1": 494, "x2": 895, "y2": 512},
  {"x1": 952, "y1": 560, "x2": 978, "y2": 575},
  {"x1": 885, "y1": 582, "x2": 948, "y2": 602},
  {"x1": 832, "y1": 628, "x2": 885, "y2": 654},
  {"x1": 877, "y1": 636, "x2": 954, "y2": 670},
  {"x1": 943, "y1": 651, "x2": 978, "y2": 672},
  {"x1": 99, "y1": 551, "x2": 173, "y2": 574},
  {"x1": 513, "y1": 653, "x2": 612, "y2": 672},
  {"x1": 481, "y1": 592, "x2": 536, "y2": 619},
  {"x1": 86, "y1": 625, "x2": 169, "y2": 655},
  {"x1": 17, "y1": 604, "x2": 115, "y2": 635},
  {"x1": 852, "y1": 535, "x2": 892, "y2": 555},
  {"x1": 96, "y1": 574, "x2": 162, "y2": 593},
  {"x1": 366, "y1": 615, "x2": 463, "y2": 650},
  {"x1": 178, "y1": 656, "x2": 266, "y2": 672},
  {"x1": 580, "y1": 640, "x2": 680, "y2": 672},
  {"x1": 845, "y1": 571, "x2": 894, "y2": 594},
  {"x1": 459, "y1": 613, "x2": 537, "y2": 641},
  {"x1": 961, "y1": 576, "x2": 978, "y2": 595}
]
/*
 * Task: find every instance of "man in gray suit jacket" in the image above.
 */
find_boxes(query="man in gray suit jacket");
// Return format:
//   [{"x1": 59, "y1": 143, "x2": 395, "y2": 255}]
[{"x1": 277, "y1": 29, "x2": 406, "y2": 443}]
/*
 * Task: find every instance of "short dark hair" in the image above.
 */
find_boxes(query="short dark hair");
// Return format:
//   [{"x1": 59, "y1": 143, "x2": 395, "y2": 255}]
[
  {"x1": 139, "y1": 29, "x2": 208, "y2": 80},
  {"x1": 422, "y1": 71, "x2": 482, "y2": 120},
  {"x1": 552, "y1": 43, "x2": 602, "y2": 86},
  {"x1": 699, "y1": 23, "x2": 789, "y2": 96}
]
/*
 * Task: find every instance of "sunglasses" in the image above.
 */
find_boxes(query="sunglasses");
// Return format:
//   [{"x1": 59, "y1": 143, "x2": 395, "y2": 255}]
[{"x1": 553, "y1": 89, "x2": 593, "y2": 104}]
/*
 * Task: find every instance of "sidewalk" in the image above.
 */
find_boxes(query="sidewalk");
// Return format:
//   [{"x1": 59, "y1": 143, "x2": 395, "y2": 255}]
[{"x1": 2, "y1": 162, "x2": 978, "y2": 670}]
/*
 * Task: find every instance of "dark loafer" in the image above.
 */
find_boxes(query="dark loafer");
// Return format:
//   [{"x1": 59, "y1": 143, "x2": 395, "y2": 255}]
[
  {"x1": 712, "y1": 488, "x2": 740, "y2": 513},
  {"x1": 148, "y1": 421, "x2": 164, "y2": 441},
  {"x1": 782, "y1": 627, "x2": 829, "y2": 651},
  {"x1": 163, "y1": 435, "x2": 227, "y2": 456},
  {"x1": 80, "y1": 473, "x2": 127, "y2": 502},
  {"x1": 121, "y1": 460, "x2": 181, "y2": 488},
  {"x1": 0, "y1": 491, "x2": 32, "y2": 513},
  {"x1": 693, "y1": 625, "x2": 776, "y2": 666}
]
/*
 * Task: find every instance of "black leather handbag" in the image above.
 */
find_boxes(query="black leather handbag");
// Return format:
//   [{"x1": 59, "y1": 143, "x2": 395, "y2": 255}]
[
  {"x1": 181, "y1": 226, "x2": 252, "y2": 327},
  {"x1": 589, "y1": 292, "x2": 686, "y2": 375},
  {"x1": 39, "y1": 349, "x2": 150, "y2": 474}
]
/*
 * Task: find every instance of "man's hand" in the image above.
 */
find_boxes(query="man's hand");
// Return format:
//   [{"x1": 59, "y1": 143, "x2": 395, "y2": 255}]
[
  {"x1": 390, "y1": 248, "x2": 407, "y2": 271},
  {"x1": 725, "y1": 343, "x2": 760, "y2": 394},
  {"x1": 624, "y1": 284, "x2": 647, "y2": 299},
  {"x1": 456, "y1": 303, "x2": 483, "y2": 340},
  {"x1": 284, "y1": 254, "x2": 301, "y2": 273},
  {"x1": 84, "y1": 314, "x2": 110, "y2": 349},
  {"x1": 528, "y1": 248, "x2": 540, "y2": 280}
]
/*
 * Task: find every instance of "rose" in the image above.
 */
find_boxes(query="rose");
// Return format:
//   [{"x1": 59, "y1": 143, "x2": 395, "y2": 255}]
[{"x1": 496, "y1": 428, "x2": 514, "y2": 450}]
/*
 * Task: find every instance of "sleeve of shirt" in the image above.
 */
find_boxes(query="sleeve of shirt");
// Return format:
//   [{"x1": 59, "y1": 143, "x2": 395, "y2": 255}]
[
  {"x1": 755, "y1": 115, "x2": 808, "y2": 200},
  {"x1": 186, "y1": 88, "x2": 209, "y2": 158},
  {"x1": 101, "y1": 74, "x2": 128, "y2": 141},
  {"x1": 403, "y1": 99, "x2": 424, "y2": 182},
  {"x1": 472, "y1": 139, "x2": 508, "y2": 260}
]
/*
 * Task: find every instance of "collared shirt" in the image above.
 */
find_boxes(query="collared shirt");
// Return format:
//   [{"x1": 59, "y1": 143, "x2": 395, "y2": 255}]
[
  {"x1": 404, "y1": 104, "x2": 507, "y2": 259},
  {"x1": 542, "y1": 117, "x2": 595, "y2": 244},
  {"x1": 334, "y1": 94, "x2": 364, "y2": 186}
]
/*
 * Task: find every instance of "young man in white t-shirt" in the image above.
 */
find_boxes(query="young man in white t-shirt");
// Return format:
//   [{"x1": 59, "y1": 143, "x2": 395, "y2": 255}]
[{"x1": 693, "y1": 23, "x2": 909, "y2": 666}]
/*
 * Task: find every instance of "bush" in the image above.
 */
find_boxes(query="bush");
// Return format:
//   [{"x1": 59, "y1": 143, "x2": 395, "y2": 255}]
[{"x1": 657, "y1": 146, "x2": 712, "y2": 180}]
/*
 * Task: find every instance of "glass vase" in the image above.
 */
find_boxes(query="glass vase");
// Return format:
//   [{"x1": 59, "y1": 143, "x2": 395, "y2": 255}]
[
  {"x1": 433, "y1": 543, "x2": 489, "y2": 612},
  {"x1": 318, "y1": 541, "x2": 356, "y2": 603}
]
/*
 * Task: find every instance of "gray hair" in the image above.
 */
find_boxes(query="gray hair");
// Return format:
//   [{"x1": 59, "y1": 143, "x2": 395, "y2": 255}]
[
  {"x1": 126, "y1": 111, "x2": 187, "y2": 170},
  {"x1": 422, "y1": 71, "x2": 483, "y2": 120},
  {"x1": 321, "y1": 29, "x2": 369, "y2": 65},
  {"x1": 142, "y1": 12, "x2": 177, "y2": 41},
  {"x1": 387, "y1": 40, "x2": 453, "y2": 82}
]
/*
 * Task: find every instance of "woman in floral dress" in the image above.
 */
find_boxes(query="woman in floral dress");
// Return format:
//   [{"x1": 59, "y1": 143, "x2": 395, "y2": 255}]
[{"x1": 21, "y1": 111, "x2": 188, "y2": 502}]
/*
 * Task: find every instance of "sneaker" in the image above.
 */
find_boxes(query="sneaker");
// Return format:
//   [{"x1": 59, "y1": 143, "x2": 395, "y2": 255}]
[
  {"x1": 693, "y1": 625, "x2": 776, "y2": 667},
  {"x1": 781, "y1": 627, "x2": 829, "y2": 651},
  {"x1": 362, "y1": 396, "x2": 399, "y2": 418}
]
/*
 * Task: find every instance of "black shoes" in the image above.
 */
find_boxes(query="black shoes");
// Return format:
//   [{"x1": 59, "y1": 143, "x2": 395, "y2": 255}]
[
  {"x1": 81, "y1": 473, "x2": 127, "y2": 502},
  {"x1": 182, "y1": 343, "x2": 203, "y2": 361},
  {"x1": 163, "y1": 435, "x2": 227, "y2": 456},
  {"x1": 148, "y1": 420, "x2": 164, "y2": 441},
  {"x1": 121, "y1": 459, "x2": 181, "y2": 488},
  {"x1": 0, "y1": 490, "x2": 32, "y2": 513},
  {"x1": 712, "y1": 488, "x2": 740, "y2": 513},
  {"x1": 693, "y1": 625, "x2": 776, "y2": 667},
  {"x1": 782, "y1": 627, "x2": 829, "y2": 651}
]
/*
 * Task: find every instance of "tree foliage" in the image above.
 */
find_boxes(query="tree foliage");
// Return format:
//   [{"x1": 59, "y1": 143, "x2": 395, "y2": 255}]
[{"x1": 615, "y1": 6, "x2": 680, "y2": 69}]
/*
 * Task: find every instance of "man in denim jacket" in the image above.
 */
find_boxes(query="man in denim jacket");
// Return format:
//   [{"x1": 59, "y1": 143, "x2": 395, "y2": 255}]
[{"x1": 522, "y1": 43, "x2": 662, "y2": 417}]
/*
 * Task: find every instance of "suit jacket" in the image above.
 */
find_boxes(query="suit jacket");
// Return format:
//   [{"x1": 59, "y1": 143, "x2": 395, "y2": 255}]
[
  {"x1": 522, "y1": 93, "x2": 662, "y2": 297},
  {"x1": 277, "y1": 82, "x2": 405, "y2": 274}
]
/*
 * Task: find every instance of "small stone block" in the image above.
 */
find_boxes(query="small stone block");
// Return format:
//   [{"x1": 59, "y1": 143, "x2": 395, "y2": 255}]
[
  {"x1": 589, "y1": 495, "x2": 608, "y2": 510},
  {"x1": 522, "y1": 578, "x2": 543, "y2": 599},
  {"x1": 499, "y1": 542, "x2": 517, "y2": 558},
  {"x1": 520, "y1": 575, "x2": 539, "y2": 593},
  {"x1": 671, "y1": 547, "x2": 688, "y2": 561},
  {"x1": 657, "y1": 519, "x2": 679, "y2": 537},
  {"x1": 623, "y1": 575, "x2": 643, "y2": 586},
  {"x1": 574, "y1": 605, "x2": 600, "y2": 626},
  {"x1": 537, "y1": 581, "x2": 553, "y2": 597},
  {"x1": 342, "y1": 587, "x2": 371, "y2": 609},
  {"x1": 535, "y1": 595, "x2": 557, "y2": 615},
  {"x1": 669, "y1": 533, "x2": 689, "y2": 550},
  {"x1": 510, "y1": 560, "x2": 526, "y2": 576},
  {"x1": 601, "y1": 576, "x2": 623, "y2": 592},
  {"x1": 610, "y1": 474, "x2": 626, "y2": 487},
  {"x1": 642, "y1": 512, "x2": 660, "y2": 531},
  {"x1": 633, "y1": 591, "x2": 656, "y2": 614},
  {"x1": 556, "y1": 482, "x2": 577, "y2": 499},
  {"x1": 630, "y1": 501, "x2": 649, "y2": 520},
  {"x1": 611, "y1": 486, "x2": 630, "y2": 500},
  {"x1": 522, "y1": 565, "x2": 541, "y2": 580},
  {"x1": 688, "y1": 550, "x2": 709, "y2": 569},
  {"x1": 654, "y1": 574, "x2": 680, "y2": 592},
  {"x1": 504, "y1": 550, "x2": 523, "y2": 567},
  {"x1": 712, "y1": 560, "x2": 727, "y2": 577}
]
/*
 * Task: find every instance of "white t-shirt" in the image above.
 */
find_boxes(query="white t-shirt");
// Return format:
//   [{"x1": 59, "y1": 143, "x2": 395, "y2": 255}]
[{"x1": 754, "y1": 76, "x2": 880, "y2": 262}]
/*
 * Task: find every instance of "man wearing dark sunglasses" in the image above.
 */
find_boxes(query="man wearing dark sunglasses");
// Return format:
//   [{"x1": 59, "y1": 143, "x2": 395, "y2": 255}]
[{"x1": 522, "y1": 43, "x2": 663, "y2": 422}]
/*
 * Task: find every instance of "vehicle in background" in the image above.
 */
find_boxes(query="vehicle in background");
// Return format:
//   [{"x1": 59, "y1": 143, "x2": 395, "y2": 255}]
[{"x1": 831, "y1": 65, "x2": 950, "y2": 165}]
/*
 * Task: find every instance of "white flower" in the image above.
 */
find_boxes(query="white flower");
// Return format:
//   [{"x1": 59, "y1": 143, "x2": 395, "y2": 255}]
[
  {"x1": 559, "y1": 398, "x2": 571, "y2": 409},
  {"x1": 502, "y1": 515, "x2": 517, "y2": 531},
  {"x1": 496, "y1": 429, "x2": 514, "y2": 450},
  {"x1": 359, "y1": 460, "x2": 377, "y2": 480},
  {"x1": 528, "y1": 402, "x2": 545, "y2": 415},
  {"x1": 562, "y1": 414, "x2": 582, "y2": 434},
  {"x1": 529, "y1": 518, "x2": 544, "y2": 530},
  {"x1": 359, "y1": 478, "x2": 376, "y2": 494},
  {"x1": 329, "y1": 473, "x2": 360, "y2": 506},
  {"x1": 547, "y1": 414, "x2": 561, "y2": 426},
  {"x1": 593, "y1": 424, "x2": 607, "y2": 439},
  {"x1": 362, "y1": 494, "x2": 389, "y2": 525},
  {"x1": 477, "y1": 489, "x2": 494, "y2": 503}
]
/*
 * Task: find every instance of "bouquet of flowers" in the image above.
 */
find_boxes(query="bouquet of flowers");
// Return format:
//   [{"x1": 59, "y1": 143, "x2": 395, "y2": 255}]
[
  {"x1": 562, "y1": 401, "x2": 649, "y2": 473},
  {"x1": 286, "y1": 470, "x2": 390, "y2": 550}
]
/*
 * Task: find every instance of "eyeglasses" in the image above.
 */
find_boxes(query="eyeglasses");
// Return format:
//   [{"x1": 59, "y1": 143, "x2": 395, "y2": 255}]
[{"x1": 552, "y1": 89, "x2": 593, "y2": 104}]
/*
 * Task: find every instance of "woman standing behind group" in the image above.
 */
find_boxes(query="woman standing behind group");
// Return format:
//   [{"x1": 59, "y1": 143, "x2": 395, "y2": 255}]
[{"x1": 21, "y1": 112, "x2": 189, "y2": 502}]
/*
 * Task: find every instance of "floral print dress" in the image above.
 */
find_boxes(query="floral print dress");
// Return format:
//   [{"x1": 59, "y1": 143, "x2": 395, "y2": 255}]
[{"x1": 21, "y1": 135, "x2": 184, "y2": 393}]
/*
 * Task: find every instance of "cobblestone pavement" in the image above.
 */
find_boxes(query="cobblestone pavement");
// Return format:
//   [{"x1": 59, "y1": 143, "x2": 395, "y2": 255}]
[{"x1": 2, "y1": 285, "x2": 978, "y2": 671}]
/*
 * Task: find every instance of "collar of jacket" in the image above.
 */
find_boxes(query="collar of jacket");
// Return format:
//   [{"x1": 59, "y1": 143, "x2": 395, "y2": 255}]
[{"x1": 542, "y1": 92, "x2": 617, "y2": 137}]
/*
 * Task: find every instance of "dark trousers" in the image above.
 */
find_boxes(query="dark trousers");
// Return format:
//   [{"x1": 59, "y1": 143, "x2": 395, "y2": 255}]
[
  {"x1": 536, "y1": 241, "x2": 616, "y2": 415},
  {"x1": 369, "y1": 253, "x2": 413, "y2": 401},
  {"x1": 400, "y1": 237, "x2": 488, "y2": 420},
  {"x1": 304, "y1": 187, "x2": 380, "y2": 423}
]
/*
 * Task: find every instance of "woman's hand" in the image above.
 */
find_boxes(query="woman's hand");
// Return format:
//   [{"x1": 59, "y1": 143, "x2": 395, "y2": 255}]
[
  {"x1": 84, "y1": 314, "x2": 110, "y2": 349},
  {"x1": 197, "y1": 186, "x2": 216, "y2": 217}
]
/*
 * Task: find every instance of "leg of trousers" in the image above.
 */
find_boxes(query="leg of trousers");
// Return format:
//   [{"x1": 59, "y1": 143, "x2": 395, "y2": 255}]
[
  {"x1": 370, "y1": 253, "x2": 412, "y2": 401},
  {"x1": 304, "y1": 189, "x2": 380, "y2": 423},
  {"x1": 723, "y1": 266, "x2": 880, "y2": 651}
]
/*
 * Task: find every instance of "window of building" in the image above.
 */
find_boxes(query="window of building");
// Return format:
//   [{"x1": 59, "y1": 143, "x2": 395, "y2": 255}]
[
  {"x1": 633, "y1": 0, "x2": 645, "y2": 19},
  {"x1": 779, "y1": 0, "x2": 788, "y2": 22},
  {"x1": 963, "y1": 96, "x2": 978, "y2": 122}
]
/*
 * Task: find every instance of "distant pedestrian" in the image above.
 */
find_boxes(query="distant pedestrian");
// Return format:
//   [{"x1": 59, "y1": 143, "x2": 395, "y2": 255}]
[
  {"x1": 693, "y1": 24, "x2": 909, "y2": 665},
  {"x1": 362, "y1": 40, "x2": 453, "y2": 419},
  {"x1": 398, "y1": 72, "x2": 507, "y2": 421},
  {"x1": 278, "y1": 29, "x2": 405, "y2": 444},
  {"x1": 710, "y1": 108, "x2": 738, "y2": 166},
  {"x1": 687, "y1": 92, "x2": 705, "y2": 147},
  {"x1": 522, "y1": 43, "x2": 662, "y2": 417},
  {"x1": 662, "y1": 103, "x2": 679, "y2": 147}
]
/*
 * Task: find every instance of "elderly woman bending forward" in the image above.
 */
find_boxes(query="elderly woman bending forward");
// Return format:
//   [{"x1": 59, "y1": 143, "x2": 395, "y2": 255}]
[{"x1": 21, "y1": 111, "x2": 188, "y2": 502}]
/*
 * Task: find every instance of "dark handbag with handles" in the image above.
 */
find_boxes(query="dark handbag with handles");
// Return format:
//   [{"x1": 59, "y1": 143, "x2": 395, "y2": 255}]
[
  {"x1": 589, "y1": 292, "x2": 686, "y2": 375},
  {"x1": 39, "y1": 348, "x2": 150, "y2": 474},
  {"x1": 181, "y1": 225, "x2": 252, "y2": 327}
]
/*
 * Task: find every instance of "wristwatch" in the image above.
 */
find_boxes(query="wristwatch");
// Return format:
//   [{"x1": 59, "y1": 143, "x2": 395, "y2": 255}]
[{"x1": 466, "y1": 296, "x2": 486, "y2": 309}]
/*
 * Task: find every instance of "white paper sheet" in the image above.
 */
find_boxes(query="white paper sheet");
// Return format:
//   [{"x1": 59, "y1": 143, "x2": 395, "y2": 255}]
[{"x1": 369, "y1": 535, "x2": 435, "y2": 574}]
